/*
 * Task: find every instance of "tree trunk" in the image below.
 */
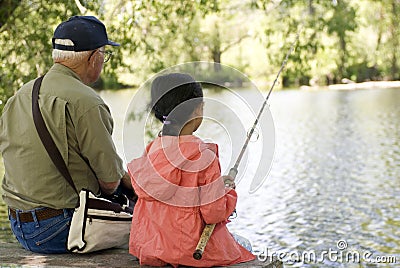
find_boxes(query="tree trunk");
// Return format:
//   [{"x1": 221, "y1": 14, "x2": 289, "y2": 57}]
[
  {"x1": 308, "y1": 0, "x2": 315, "y2": 15},
  {"x1": 212, "y1": 23, "x2": 222, "y2": 72},
  {"x1": 0, "y1": 0, "x2": 21, "y2": 29},
  {"x1": 212, "y1": 49, "x2": 221, "y2": 72},
  {"x1": 338, "y1": 34, "x2": 346, "y2": 80},
  {"x1": 390, "y1": 0, "x2": 399, "y2": 79}
]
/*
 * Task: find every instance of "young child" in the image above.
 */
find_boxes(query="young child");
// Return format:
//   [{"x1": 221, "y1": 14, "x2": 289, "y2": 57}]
[{"x1": 127, "y1": 73, "x2": 255, "y2": 267}]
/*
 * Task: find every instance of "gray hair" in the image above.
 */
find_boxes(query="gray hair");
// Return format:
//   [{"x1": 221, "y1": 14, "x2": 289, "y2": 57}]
[{"x1": 52, "y1": 39, "x2": 92, "y2": 62}]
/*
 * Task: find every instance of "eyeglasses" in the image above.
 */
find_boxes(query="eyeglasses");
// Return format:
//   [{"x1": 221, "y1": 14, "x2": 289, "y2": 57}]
[
  {"x1": 88, "y1": 49, "x2": 113, "y2": 63},
  {"x1": 99, "y1": 50, "x2": 113, "y2": 63}
]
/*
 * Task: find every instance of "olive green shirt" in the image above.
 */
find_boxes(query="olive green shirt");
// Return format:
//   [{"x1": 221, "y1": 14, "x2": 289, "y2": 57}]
[{"x1": 0, "y1": 63, "x2": 125, "y2": 210}]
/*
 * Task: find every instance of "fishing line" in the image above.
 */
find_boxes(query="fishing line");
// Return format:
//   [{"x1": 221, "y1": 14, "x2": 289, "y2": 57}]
[{"x1": 229, "y1": 24, "x2": 302, "y2": 178}]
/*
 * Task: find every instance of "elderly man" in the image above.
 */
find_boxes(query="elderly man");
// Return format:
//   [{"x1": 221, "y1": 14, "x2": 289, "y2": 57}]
[{"x1": 0, "y1": 16, "x2": 133, "y2": 253}]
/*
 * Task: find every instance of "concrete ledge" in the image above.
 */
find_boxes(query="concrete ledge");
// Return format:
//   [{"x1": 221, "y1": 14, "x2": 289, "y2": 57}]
[{"x1": 0, "y1": 242, "x2": 283, "y2": 268}]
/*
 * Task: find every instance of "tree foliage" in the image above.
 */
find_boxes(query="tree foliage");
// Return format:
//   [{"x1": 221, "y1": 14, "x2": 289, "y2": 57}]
[
  {"x1": 0, "y1": 0, "x2": 95, "y2": 110},
  {"x1": 0, "y1": 0, "x2": 399, "y2": 112}
]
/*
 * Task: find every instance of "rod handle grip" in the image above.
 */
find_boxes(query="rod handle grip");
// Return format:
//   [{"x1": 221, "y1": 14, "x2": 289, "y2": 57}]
[{"x1": 193, "y1": 223, "x2": 216, "y2": 260}]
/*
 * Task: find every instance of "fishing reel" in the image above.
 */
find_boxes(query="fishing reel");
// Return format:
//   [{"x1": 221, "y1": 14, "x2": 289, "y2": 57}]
[{"x1": 229, "y1": 209, "x2": 237, "y2": 220}]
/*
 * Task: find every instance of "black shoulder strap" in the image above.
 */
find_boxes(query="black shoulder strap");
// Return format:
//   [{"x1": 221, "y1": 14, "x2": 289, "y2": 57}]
[{"x1": 32, "y1": 76, "x2": 78, "y2": 195}]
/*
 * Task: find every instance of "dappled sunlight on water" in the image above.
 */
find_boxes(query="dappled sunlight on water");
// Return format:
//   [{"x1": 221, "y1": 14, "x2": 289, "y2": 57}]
[
  {"x1": 229, "y1": 88, "x2": 400, "y2": 266},
  {"x1": 1, "y1": 88, "x2": 399, "y2": 267}
]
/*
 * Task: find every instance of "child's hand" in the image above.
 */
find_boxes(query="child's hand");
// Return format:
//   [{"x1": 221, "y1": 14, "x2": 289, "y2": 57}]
[{"x1": 222, "y1": 175, "x2": 236, "y2": 189}]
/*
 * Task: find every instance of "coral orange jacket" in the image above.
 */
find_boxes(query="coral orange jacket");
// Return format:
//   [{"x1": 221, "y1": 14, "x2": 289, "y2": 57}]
[{"x1": 127, "y1": 135, "x2": 255, "y2": 267}]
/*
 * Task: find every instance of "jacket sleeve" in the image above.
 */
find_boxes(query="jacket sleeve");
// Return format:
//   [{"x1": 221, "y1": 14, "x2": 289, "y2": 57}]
[{"x1": 198, "y1": 152, "x2": 237, "y2": 224}]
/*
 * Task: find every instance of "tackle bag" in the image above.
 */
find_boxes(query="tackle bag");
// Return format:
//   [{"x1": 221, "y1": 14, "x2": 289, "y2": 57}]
[{"x1": 67, "y1": 189, "x2": 133, "y2": 253}]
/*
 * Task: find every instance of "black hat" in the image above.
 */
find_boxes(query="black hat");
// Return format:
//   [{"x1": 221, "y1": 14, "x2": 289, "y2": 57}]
[{"x1": 52, "y1": 16, "x2": 120, "y2": 52}]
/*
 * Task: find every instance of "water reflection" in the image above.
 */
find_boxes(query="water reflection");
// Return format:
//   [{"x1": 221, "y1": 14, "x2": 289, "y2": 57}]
[{"x1": 0, "y1": 88, "x2": 399, "y2": 267}]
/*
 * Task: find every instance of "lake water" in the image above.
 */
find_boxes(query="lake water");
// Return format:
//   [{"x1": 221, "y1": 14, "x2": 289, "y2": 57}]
[{"x1": 1, "y1": 87, "x2": 399, "y2": 267}]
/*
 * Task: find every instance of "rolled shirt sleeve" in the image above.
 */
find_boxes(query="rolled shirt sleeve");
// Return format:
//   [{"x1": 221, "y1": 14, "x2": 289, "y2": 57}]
[{"x1": 75, "y1": 104, "x2": 125, "y2": 183}]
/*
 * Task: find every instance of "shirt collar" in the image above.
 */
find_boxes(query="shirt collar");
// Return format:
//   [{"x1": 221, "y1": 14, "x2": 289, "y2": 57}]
[{"x1": 50, "y1": 63, "x2": 82, "y2": 82}]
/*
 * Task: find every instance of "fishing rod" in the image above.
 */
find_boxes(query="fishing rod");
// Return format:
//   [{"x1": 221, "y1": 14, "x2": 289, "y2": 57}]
[{"x1": 193, "y1": 25, "x2": 302, "y2": 261}]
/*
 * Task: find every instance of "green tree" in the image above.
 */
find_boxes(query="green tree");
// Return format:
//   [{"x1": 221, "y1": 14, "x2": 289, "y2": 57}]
[
  {"x1": 1, "y1": 0, "x2": 400, "y2": 111},
  {"x1": 256, "y1": 0, "x2": 329, "y2": 86},
  {"x1": 105, "y1": 0, "x2": 216, "y2": 81},
  {"x1": 0, "y1": 0, "x2": 101, "y2": 111},
  {"x1": 0, "y1": 0, "x2": 215, "y2": 111},
  {"x1": 371, "y1": 0, "x2": 400, "y2": 80},
  {"x1": 199, "y1": 3, "x2": 252, "y2": 72},
  {"x1": 326, "y1": 0, "x2": 357, "y2": 80},
  {"x1": 254, "y1": 0, "x2": 361, "y2": 86},
  {"x1": 0, "y1": 0, "x2": 21, "y2": 28}
]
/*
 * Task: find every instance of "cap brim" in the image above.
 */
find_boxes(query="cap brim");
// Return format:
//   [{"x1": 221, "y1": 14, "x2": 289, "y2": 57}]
[{"x1": 108, "y1": 40, "x2": 120, "y2": 46}]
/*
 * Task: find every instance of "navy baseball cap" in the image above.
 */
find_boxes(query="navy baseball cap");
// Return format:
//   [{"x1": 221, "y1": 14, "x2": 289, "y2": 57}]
[{"x1": 52, "y1": 16, "x2": 120, "y2": 52}]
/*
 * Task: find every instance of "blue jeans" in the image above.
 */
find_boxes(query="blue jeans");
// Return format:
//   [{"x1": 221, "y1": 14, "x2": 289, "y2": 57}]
[{"x1": 9, "y1": 207, "x2": 74, "y2": 254}]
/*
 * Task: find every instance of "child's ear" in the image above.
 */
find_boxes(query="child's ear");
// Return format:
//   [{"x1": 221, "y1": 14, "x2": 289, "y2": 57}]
[{"x1": 193, "y1": 102, "x2": 203, "y2": 117}]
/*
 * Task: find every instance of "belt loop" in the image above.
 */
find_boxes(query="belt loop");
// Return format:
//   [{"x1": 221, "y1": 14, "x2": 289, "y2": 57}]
[
  {"x1": 15, "y1": 209, "x2": 21, "y2": 228},
  {"x1": 63, "y1": 209, "x2": 69, "y2": 218},
  {"x1": 31, "y1": 210, "x2": 40, "y2": 227},
  {"x1": 7, "y1": 208, "x2": 13, "y2": 221}
]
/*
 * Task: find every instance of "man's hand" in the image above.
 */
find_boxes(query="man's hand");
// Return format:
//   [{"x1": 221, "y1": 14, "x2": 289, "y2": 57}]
[
  {"x1": 99, "y1": 172, "x2": 135, "y2": 198},
  {"x1": 98, "y1": 179, "x2": 120, "y2": 196},
  {"x1": 121, "y1": 172, "x2": 133, "y2": 190}
]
